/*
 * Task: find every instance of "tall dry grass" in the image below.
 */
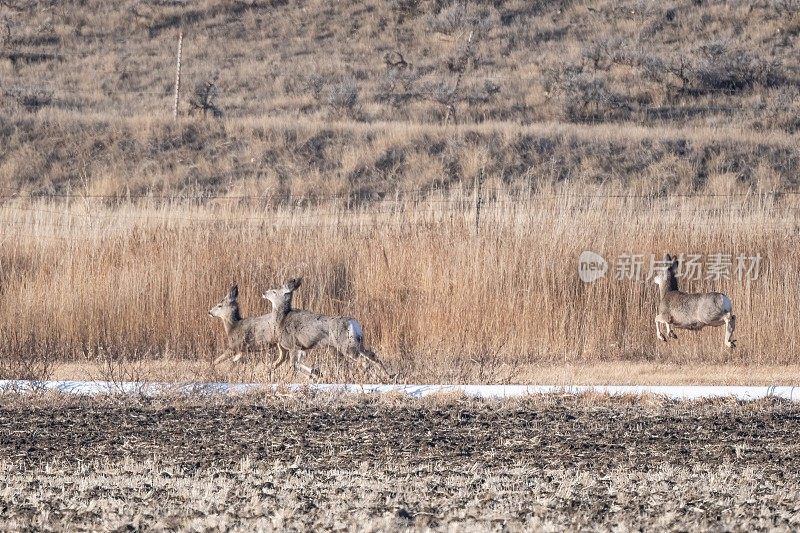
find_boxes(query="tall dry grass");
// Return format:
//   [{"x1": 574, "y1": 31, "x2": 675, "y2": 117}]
[{"x1": 0, "y1": 187, "x2": 796, "y2": 382}]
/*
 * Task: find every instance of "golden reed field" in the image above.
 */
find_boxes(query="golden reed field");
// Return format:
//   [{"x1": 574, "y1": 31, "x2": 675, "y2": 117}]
[{"x1": 1, "y1": 177, "x2": 797, "y2": 384}]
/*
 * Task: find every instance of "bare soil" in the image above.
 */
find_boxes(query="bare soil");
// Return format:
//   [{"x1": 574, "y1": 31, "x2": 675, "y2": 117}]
[
  {"x1": 1, "y1": 394, "x2": 799, "y2": 530},
  {"x1": 48, "y1": 361, "x2": 800, "y2": 386}
]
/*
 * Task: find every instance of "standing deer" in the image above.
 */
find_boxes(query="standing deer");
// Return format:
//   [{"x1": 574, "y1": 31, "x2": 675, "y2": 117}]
[
  {"x1": 261, "y1": 278, "x2": 395, "y2": 380},
  {"x1": 653, "y1": 254, "x2": 737, "y2": 348},
  {"x1": 208, "y1": 285, "x2": 278, "y2": 365}
]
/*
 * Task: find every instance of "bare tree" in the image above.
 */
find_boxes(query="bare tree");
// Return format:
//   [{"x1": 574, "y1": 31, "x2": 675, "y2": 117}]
[
  {"x1": 188, "y1": 74, "x2": 222, "y2": 117},
  {"x1": 383, "y1": 50, "x2": 409, "y2": 69},
  {"x1": 441, "y1": 30, "x2": 474, "y2": 125}
]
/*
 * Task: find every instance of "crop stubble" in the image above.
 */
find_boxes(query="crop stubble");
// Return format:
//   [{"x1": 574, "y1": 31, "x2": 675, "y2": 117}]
[{"x1": 1, "y1": 394, "x2": 799, "y2": 530}]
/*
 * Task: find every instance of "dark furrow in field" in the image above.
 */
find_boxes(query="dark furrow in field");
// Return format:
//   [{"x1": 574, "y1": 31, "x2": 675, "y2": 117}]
[{"x1": 1, "y1": 398, "x2": 799, "y2": 474}]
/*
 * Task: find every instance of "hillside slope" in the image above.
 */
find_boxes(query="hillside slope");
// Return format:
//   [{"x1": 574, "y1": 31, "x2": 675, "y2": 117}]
[{"x1": 0, "y1": 0, "x2": 798, "y2": 198}]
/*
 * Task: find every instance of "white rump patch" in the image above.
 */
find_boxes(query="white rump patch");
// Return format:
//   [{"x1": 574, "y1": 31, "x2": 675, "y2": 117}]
[
  {"x1": 348, "y1": 319, "x2": 363, "y2": 340},
  {"x1": 721, "y1": 295, "x2": 733, "y2": 314}
]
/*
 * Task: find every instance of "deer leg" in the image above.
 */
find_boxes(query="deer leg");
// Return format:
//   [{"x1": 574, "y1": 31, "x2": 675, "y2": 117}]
[
  {"x1": 292, "y1": 350, "x2": 308, "y2": 374},
  {"x1": 213, "y1": 349, "x2": 234, "y2": 366},
  {"x1": 360, "y1": 349, "x2": 396, "y2": 381},
  {"x1": 724, "y1": 314, "x2": 736, "y2": 349},
  {"x1": 655, "y1": 316, "x2": 667, "y2": 342},
  {"x1": 666, "y1": 322, "x2": 678, "y2": 339},
  {"x1": 293, "y1": 350, "x2": 320, "y2": 377},
  {"x1": 272, "y1": 345, "x2": 289, "y2": 370}
]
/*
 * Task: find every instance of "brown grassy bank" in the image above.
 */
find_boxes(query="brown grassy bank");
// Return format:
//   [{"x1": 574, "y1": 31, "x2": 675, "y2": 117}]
[
  {"x1": 0, "y1": 190, "x2": 797, "y2": 382},
  {"x1": 2, "y1": 113, "x2": 798, "y2": 199}
]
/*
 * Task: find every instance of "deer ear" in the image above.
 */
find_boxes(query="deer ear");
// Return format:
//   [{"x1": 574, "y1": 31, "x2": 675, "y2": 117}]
[
  {"x1": 664, "y1": 253, "x2": 672, "y2": 263},
  {"x1": 228, "y1": 285, "x2": 238, "y2": 300},
  {"x1": 287, "y1": 277, "x2": 302, "y2": 291}
]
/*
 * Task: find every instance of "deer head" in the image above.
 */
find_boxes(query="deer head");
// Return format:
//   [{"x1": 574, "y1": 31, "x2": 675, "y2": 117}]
[
  {"x1": 261, "y1": 278, "x2": 302, "y2": 311},
  {"x1": 208, "y1": 285, "x2": 241, "y2": 322},
  {"x1": 653, "y1": 254, "x2": 679, "y2": 292}
]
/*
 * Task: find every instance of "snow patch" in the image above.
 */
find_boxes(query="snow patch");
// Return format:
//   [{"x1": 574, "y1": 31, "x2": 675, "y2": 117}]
[{"x1": 0, "y1": 381, "x2": 797, "y2": 401}]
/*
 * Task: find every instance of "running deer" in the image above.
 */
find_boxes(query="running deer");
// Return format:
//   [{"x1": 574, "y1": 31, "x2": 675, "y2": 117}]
[
  {"x1": 261, "y1": 278, "x2": 395, "y2": 380},
  {"x1": 653, "y1": 254, "x2": 737, "y2": 348},
  {"x1": 208, "y1": 285, "x2": 278, "y2": 365}
]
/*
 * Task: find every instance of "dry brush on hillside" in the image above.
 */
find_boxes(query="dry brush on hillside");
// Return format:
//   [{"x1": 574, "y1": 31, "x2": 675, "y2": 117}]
[
  {"x1": 1, "y1": 0, "x2": 797, "y2": 127},
  {"x1": 0, "y1": 0, "x2": 798, "y2": 200},
  {"x1": 1, "y1": 115, "x2": 798, "y2": 200}
]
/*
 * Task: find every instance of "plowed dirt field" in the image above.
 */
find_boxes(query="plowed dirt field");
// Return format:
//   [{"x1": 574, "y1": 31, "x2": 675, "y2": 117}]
[{"x1": 1, "y1": 394, "x2": 798, "y2": 530}]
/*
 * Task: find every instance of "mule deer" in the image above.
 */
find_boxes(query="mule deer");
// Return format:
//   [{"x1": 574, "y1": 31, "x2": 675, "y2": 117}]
[
  {"x1": 653, "y1": 254, "x2": 737, "y2": 348},
  {"x1": 262, "y1": 278, "x2": 395, "y2": 380},
  {"x1": 208, "y1": 285, "x2": 278, "y2": 365}
]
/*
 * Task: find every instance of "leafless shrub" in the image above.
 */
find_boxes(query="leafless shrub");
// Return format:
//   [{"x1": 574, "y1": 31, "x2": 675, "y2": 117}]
[
  {"x1": 327, "y1": 78, "x2": 359, "y2": 116},
  {"x1": 428, "y1": 3, "x2": 469, "y2": 35},
  {"x1": 635, "y1": 53, "x2": 695, "y2": 93},
  {"x1": 421, "y1": 79, "x2": 456, "y2": 119},
  {"x1": 583, "y1": 37, "x2": 626, "y2": 71},
  {"x1": 5, "y1": 85, "x2": 53, "y2": 111},
  {"x1": 694, "y1": 42, "x2": 782, "y2": 92},
  {"x1": 541, "y1": 63, "x2": 582, "y2": 95},
  {"x1": 188, "y1": 74, "x2": 222, "y2": 117},
  {"x1": 95, "y1": 347, "x2": 152, "y2": 396},
  {"x1": 446, "y1": 38, "x2": 477, "y2": 73},
  {"x1": 1, "y1": 16, "x2": 12, "y2": 45},
  {"x1": 562, "y1": 73, "x2": 630, "y2": 122},
  {"x1": 583, "y1": 39, "x2": 609, "y2": 71},
  {"x1": 0, "y1": 0, "x2": 26, "y2": 11},
  {"x1": 391, "y1": 0, "x2": 423, "y2": 22},
  {"x1": 666, "y1": 56, "x2": 692, "y2": 91},
  {"x1": 771, "y1": 0, "x2": 799, "y2": 17},
  {"x1": 0, "y1": 356, "x2": 52, "y2": 382},
  {"x1": 376, "y1": 66, "x2": 421, "y2": 109},
  {"x1": 0, "y1": 342, "x2": 54, "y2": 383},
  {"x1": 637, "y1": 53, "x2": 693, "y2": 100},
  {"x1": 303, "y1": 72, "x2": 326, "y2": 102},
  {"x1": 639, "y1": 54, "x2": 667, "y2": 83},
  {"x1": 759, "y1": 86, "x2": 800, "y2": 133},
  {"x1": 429, "y1": 2, "x2": 495, "y2": 36},
  {"x1": 466, "y1": 79, "x2": 501, "y2": 105}
]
